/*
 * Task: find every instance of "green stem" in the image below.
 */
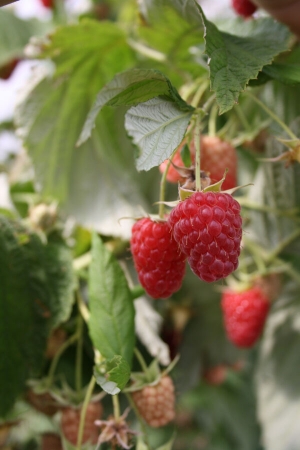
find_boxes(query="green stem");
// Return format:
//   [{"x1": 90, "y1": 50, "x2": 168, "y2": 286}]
[
  {"x1": 130, "y1": 285, "x2": 145, "y2": 300},
  {"x1": 247, "y1": 91, "x2": 298, "y2": 140},
  {"x1": 73, "y1": 252, "x2": 91, "y2": 272},
  {"x1": 194, "y1": 113, "x2": 201, "y2": 191},
  {"x1": 234, "y1": 104, "x2": 251, "y2": 132},
  {"x1": 266, "y1": 228, "x2": 300, "y2": 263},
  {"x1": 191, "y1": 80, "x2": 209, "y2": 108},
  {"x1": 159, "y1": 151, "x2": 176, "y2": 218},
  {"x1": 208, "y1": 103, "x2": 218, "y2": 137},
  {"x1": 127, "y1": 39, "x2": 166, "y2": 62},
  {"x1": 238, "y1": 197, "x2": 300, "y2": 220},
  {"x1": 134, "y1": 348, "x2": 148, "y2": 373},
  {"x1": 113, "y1": 394, "x2": 120, "y2": 420},
  {"x1": 75, "y1": 311, "x2": 84, "y2": 394},
  {"x1": 46, "y1": 333, "x2": 78, "y2": 389},
  {"x1": 76, "y1": 376, "x2": 96, "y2": 450},
  {"x1": 126, "y1": 393, "x2": 152, "y2": 450}
]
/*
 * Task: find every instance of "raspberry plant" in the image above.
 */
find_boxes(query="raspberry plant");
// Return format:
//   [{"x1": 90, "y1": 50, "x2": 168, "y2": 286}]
[{"x1": 1, "y1": 1, "x2": 300, "y2": 449}]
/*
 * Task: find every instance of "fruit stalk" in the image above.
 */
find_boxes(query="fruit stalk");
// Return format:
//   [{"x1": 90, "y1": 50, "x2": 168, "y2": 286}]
[
  {"x1": 194, "y1": 113, "x2": 202, "y2": 191},
  {"x1": 76, "y1": 376, "x2": 96, "y2": 450}
]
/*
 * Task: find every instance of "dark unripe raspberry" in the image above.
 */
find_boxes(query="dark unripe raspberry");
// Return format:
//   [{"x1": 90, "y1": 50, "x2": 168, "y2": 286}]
[
  {"x1": 130, "y1": 218, "x2": 186, "y2": 298},
  {"x1": 232, "y1": 0, "x2": 257, "y2": 17},
  {"x1": 41, "y1": 433, "x2": 63, "y2": 450},
  {"x1": 132, "y1": 376, "x2": 175, "y2": 428},
  {"x1": 168, "y1": 192, "x2": 242, "y2": 282},
  {"x1": 61, "y1": 402, "x2": 103, "y2": 446},
  {"x1": 221, "y1": 286, "x2": 270, "y2": 348}
]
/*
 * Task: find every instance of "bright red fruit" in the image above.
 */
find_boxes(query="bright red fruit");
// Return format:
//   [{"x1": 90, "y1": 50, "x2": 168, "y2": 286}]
[
  {"x1": 221, "y1": 286, "x2": 270, "y2": 348},
  {"x1": 132, "y1": 376, "x2": 175, "y2": 428},
  {"x1": 199, "y1": 136, "x2": 237, "y2": 191},
  {"x1": 159, "y1": 145, "x2": 192, "y2": 183},
  {"x1": 131, "y1": 218, "x2": 186, "y2": 298},
  {"x1": 232, "y1": 0, "x2": 257, "y2": 17},
  {"x1": 168, "y1": 192, "x2": 242, "y2": 282},
  {"x1": 61, "y1": 402, "x2": 102, "y2": 446}
]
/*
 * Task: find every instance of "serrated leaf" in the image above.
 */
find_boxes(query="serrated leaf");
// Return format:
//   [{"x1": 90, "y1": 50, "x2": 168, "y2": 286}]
[
  {"x1": 0, "y1": 217, "x2": 75, "y2": 415},
  {"x1": 139, "y1": 0, "x2": 203, "y2": 27},
  {"x1": 201, "y1": 13, "x2": 291, "y2": 113},
  {"x1": 88, "y1": 233, "x2": 135, "y2": 365},
  {"x1": 78, "y1": 69, "x2": 186, "y2": 145},
  {"x1": 125, "y1": 97, "x2": 194, "y2": 171},
  {"x1": 15, "y1": 22, "x2": 146, "y2": 238},
  {"x1": 94, "y1": 355, "x2": 131, "y2": 395}
]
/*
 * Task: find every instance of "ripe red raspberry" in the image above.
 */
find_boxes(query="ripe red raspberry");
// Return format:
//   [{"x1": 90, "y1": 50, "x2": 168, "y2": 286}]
[
  {"x1": 61, "y1": 402, "x2": 103, "y2": 446},
  {"x1": 132, "y1": 376, "x2": 175, "y2": 428},
  {"x1": 232, "y1": 0, "x2": 257, "y2": 17},
  {"x1": 198, "y1": 136, "x2": 237, "y2": 191},
  {"x1": 168, "y1": 192, "x2": 242, "y2": 282},
  {"x1": 40, "y1": 0, "x2": 54, "y2": 8},
  {"x1": 221, "y1": 286, "x2": 270, "y2": 348},
  {"x1": 130, "y1": 218, "x2": 186, "y2": 298}
]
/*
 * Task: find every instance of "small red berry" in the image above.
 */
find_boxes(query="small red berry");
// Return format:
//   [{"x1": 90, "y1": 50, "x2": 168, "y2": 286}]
[
  {"x1": 221, "y1": 286, "x2": 270, "y2": 348},
  {"x1": 41, "y1": 433, "x2": 63, "y2": 450},
  {"x1": 168, "y1": 192, "x2": 242, "y2": 282},
  {"x1": 61, "y1": 402, "x2": 103, "y2": 446},
  {"x1": 132, "y1": 376, "x2": 175, "y2": 428},
  {"x1": 203, "y1": 365, "x2": 228, "y2": 385},
  {"x1": 0, "y1": 59, "x2": 19, "y2": 80},
  {"x1": 199, "y1": 136, "x2": 237, "y2": 191},
  {"x1": 232, "y1": 0, "x2": 258, "y2": 17},
  {"x1": 159, "y1": 145, "x2": 193, "y2": 183},
  {"x1": 40, "y1": 0, "x2": 54, "y2": 8},
  {"x1": 130, "y1": 218, "x2": 186, "y2": 298}
]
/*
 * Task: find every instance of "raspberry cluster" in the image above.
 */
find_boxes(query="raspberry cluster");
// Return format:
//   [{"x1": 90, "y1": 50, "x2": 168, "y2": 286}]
[
  {"x1": 221, "y1": 286, "x2": 270, "y2": 347},
  {"x1": 61, "y1": 402, "x2": 103, "y2": 446},
  {"x1": 130, "y1": 218, "x2": 186, "y2": 298},
  {"x1": 132, "y1": 376, "x2": 175, "y2": 428},
  {"x1": 168, "y1": 192, "x2": 242, "y2": 282}
]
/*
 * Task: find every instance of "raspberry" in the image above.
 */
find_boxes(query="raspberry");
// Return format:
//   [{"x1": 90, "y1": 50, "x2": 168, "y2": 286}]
[
  {"x1": 40, "y1": 0, "x2": 54, "y2": 8},
  {"x1": 198, "y1": 136, "x2": 237, "y2": 191},
  {"x1": 61, "y1": 402, "x2": 103, "y2": 446},
  {"x1": 26, "y1": 390, "x2": 60, "y2": 417},
  {"x1": 159, "y1": 145, "x2": 192, "y2": 183},
  {"x1": 132, "y1": 376, "x2": 175, "y2": 427},
  {"x1": 221, "y1": 286, "x2": 270, "y2": 348},
  {"x1": 203, "y1": 365, "x2": 228, "y2": 385},
  {"x1": 41, "y1": 433, "x2": 63, "y2": 450},
  {"x1": 159, "y1": 136, "x2": 237, "y2": 190},
  {"x1": 168, "y1": 192, "x2": 242, "y2": 282},
  {"x1": 130, "y1": 218, "x2": 186, "y2": 298},
  {"x1": 232, "y1": 0, "x2": 257, "y2": 17}
]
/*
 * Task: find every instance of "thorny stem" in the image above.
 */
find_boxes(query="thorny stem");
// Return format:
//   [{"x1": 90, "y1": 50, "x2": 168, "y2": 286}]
[
  {"x1": 134, "y1": 348, "x2": 148, "y2": 373},
  {"x1": 126, "y1": 393, "x2": 152, "y2": 450},
  {"x1": 76, "y1": 375, "x2": 96, "y2": 450},
  {"x1": 247, "y1": 91, "x2": 298, "y2": 140},
  {"x1": 113, "y1": 394, "x2": 121, "y2": 420},
  {"x1": 194, "y1": 113, "x2": 202, "y2": 191}
]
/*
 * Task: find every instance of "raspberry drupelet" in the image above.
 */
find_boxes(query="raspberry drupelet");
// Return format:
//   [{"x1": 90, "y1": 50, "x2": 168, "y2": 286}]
[{"x1": 168, "y1": 192, "x2": 242, "y2": 282}]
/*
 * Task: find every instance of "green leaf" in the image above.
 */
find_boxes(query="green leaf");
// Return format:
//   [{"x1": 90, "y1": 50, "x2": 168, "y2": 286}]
[
  {"x1": 78, "y1": 69, "x2": 186, "y2": 145},
  {"x1": 94, "y1": 355, "x2": 131, "y2": 395},
  {"x1": 125, "y1": 97, "x2": 194, "y2": 171},
  {"x1": 201, "y1": 13, "x2": 291, "y2": 113},
  {"x1": 256, "y1": 282, "x2": 300, "y2": 450},
  {"x1": 139, "y1": 0, "x2": 203, "y2": 27},
  {"x1": 0, "y1": 9, "x2": 47, "y2": 66},
  {"x1": 88, "y1": 233, "x2": 135, "y2": 365},
  {"x1": 263, "y1": 63, "x2": 300, "y2": 85},
  {"x1": 15, "y1": 22, "x2": 145, "y2": 238},
  {"x1": 0, "y1": 217, "x2": 74, "y2": 415}
]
